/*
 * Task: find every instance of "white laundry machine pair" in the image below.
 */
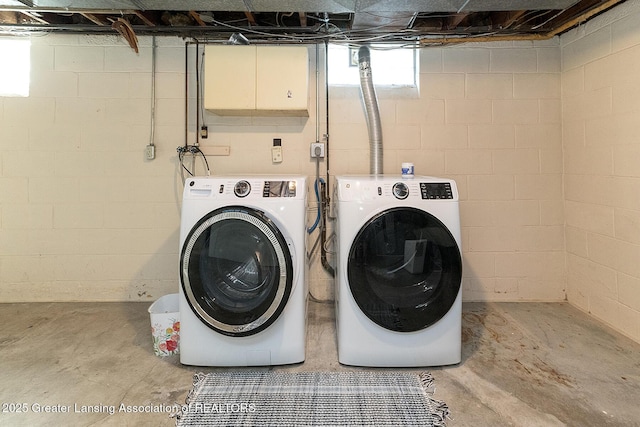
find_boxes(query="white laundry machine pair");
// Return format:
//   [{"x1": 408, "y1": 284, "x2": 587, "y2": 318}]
[
  {"x1": 334, "y1": 175, "x2": 463, "y2": 367},
  {"x1": 178, "y1": 175, "x2": 307, "y2": 367}
]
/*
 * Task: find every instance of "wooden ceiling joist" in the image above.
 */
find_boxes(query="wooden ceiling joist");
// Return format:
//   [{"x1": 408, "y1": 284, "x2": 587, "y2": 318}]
[
  {"x1": 20, "y1": 10, "x2": 49, "y2": 24},
  {"x1": 546, "y1": 0, "x2": 626, "y2": 37},
  {"x1": 244, "y1": 11, "x2": 256, "y2": 26},
  {"x1": 189, "y1": 10, "x2": 207, "y2": 26},
  {"x1": 0, "y1": 10, "x2": 18, "y2": 24},
  {"x1": 80, "y1": 12, "x2": 109, "y2": 26},
  {"x1": 446, "y1": 13, "x2": 468, "y2": 30},
  {"x1": 133, "y1": 10, "x2": 156, "y2": 27},
  {"x1": 0, "y1": 0, "x2": 628, "y2": 42},
  {"x1": 491, "y1": 10, "x2": 526, "y2": 30}
]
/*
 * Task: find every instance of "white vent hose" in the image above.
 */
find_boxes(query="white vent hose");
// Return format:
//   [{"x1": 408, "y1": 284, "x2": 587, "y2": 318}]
[{"x1": 358, "y1": 46, "x2": 383, "y2": 175}]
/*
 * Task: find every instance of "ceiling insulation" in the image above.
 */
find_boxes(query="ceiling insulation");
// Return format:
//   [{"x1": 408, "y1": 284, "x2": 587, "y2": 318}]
[{"x1": 0, "y1": 0, "x2": 628, "y2": 43}]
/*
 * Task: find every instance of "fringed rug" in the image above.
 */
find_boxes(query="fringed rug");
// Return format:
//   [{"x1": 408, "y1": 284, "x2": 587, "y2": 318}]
[{"x1": 175, "y1": 371, "x2": 449, "y2": 426}]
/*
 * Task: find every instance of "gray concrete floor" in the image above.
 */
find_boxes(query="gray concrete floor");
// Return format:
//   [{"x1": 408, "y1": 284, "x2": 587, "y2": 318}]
[{"x1": 0, "y1": 300, "x2": 639, "y2": 426}]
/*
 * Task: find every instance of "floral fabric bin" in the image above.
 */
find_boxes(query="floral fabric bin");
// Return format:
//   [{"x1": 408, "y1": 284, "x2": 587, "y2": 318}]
[{"x1": 148, "y1": 293, "x2": 180, "y2": 356}]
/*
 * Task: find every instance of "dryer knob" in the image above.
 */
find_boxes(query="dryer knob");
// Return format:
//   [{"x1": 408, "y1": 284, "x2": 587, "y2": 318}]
[
  {"x1": 392, "y1": 182, "x2": 409, "y2": 200},
  {"x1": 234, "y1": 180, "x2": 251, "y2": 197}
]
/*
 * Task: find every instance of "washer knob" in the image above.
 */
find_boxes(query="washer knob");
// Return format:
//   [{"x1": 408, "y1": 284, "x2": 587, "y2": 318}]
[
  {"x1": 233, "y1": 180, "x2": 251, "y2": 197},
  {"x1": 392, "y1": 182, "x2": 409, "y2": 199}
]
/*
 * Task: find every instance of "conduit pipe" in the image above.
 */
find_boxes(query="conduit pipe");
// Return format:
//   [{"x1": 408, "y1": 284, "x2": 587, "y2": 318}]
[
  {"x1": 321, "y1": 41, "x2": 335, "y2": 278},
  {"x1": 148, "y1": 35, "x2": 156, "y2": 150},
  {"x1": 358, "y1": 45, "x2": 383, "y2": 175}
]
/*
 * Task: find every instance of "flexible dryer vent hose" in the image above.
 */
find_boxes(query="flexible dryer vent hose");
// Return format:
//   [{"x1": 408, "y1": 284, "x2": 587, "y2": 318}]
[{"x1": 358, "y1": 46, "x2": 383, "y2": 175}]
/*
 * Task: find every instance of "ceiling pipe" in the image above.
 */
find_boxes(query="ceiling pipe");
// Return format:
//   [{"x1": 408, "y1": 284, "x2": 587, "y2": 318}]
[{"x1": 358, "y1": 45, "x2": 382, "y2": 175}]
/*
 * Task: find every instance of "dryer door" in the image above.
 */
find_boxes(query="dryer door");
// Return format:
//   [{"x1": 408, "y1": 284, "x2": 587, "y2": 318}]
[
  {"x1": 180, "y1": 206, "x2": 293, "y2": 337},
  {"x1": 347, "y1": 207, "x2": 462, "y2": 332}
]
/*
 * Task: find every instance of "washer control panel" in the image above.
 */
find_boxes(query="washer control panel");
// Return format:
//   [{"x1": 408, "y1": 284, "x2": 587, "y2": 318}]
[
  {"x1": 227, "y1": 180, "x2": 298, "y2": 198},
  {"x1": 262, "y1": 180, "x2": 297, "y2": 198},
  {"x1": 233, "y1": 180, "x2": 251, "y2": 197},
  {"x1": 185, "y1": 177, "x2": 305, "y2": 201},
  {"x1": 392, "y1": 182, "x2": 409, "y2": 200}
]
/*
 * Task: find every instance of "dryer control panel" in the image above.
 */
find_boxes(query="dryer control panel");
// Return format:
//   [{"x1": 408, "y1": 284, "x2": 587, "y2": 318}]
[
  {"x1": 336, "y1": 175, "x2": 458, "y2": 202},
  {"x1": 392, "y1": 182, "x2": 453, "y2": 199},
  {"x1": 420, "y1": 182, "x2": 453, "y2": 199}
]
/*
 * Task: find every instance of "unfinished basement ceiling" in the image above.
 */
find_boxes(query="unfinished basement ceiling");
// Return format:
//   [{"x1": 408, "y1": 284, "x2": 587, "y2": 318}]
[{"x1": 0, "y1": 0, "x2": 628, "y2": 43}]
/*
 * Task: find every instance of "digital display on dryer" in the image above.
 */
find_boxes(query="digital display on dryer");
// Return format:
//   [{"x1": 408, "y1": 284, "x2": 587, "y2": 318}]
[
  {"x1": 263, "y1": 181, "x2": 297, "y2": 197},
  {"x1": 420, "y1": 183, "x2": 453, "y2": 199}
]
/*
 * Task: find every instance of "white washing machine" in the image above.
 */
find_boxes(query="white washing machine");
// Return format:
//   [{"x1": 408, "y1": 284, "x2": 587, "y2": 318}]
[
  {"x1": 178, "y1": 175, "x2": 307, "y2": 366},
  {"x1": 335, "y1": 175, "x2": 462, "y2": 367}
]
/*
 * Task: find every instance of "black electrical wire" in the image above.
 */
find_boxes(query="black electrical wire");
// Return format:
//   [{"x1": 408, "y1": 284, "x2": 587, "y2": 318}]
[
  {"x1": 177, "y1": 145, "x2": 210, "y2": 182},
  {"x1": 199, "y1": 47, "x2": 206, "y2": 128},
  {"x1": 184, "y1": 41, "x2": 189, "y2": 150},
  {"x1": 194, "y1": 40, "x2": 200, "y2": 146},
  {"x1": 191, "y1": 146, "x2": 210, "y2": 172}
]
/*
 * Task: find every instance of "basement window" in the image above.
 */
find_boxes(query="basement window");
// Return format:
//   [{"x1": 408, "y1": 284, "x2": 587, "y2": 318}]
[
  {"x1": 327, "y1": 43, "x2": 417, "y2": 87},
  {"x1": 0, "y1": 38, "x2": 30, "y2": 97}
]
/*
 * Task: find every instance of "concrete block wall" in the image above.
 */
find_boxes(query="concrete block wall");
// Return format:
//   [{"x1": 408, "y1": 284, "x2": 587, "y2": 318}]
[
  {"x1": 0, "y1": 35, "x2": 186, "y2": 301},
  {"x1": 0, "y1": 33, "x2": 567, "y2": 305},
  {"x1": 1, "y1": 4, "x2": 639, "y2": 345},
  {"x1": 327, "y1": 41, "x2": 564, "y2": 302},
  {"x1": 0, "y1": 36, "x2": 325, "y2": 303},
  {"x1": 0, "y1": 32, "x2": 566, "y2": 304},
  {"x1": 1, "y1": 33, "x2": 566, "y2": 304},
  {"x1": 0, "y1": 0, "x2": 637, "y2": 347},
  {"x1": 561, "y1": 0, "x2": 640, "y2": 342}
]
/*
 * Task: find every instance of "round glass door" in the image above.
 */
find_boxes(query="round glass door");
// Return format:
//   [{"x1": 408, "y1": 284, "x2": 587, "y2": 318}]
[
  {"x1": 347, "y1": 207, "x2": 462, "y2": 332},
  {"x1": 180, "y1": 207, "x2": 293, "y2": 337}
]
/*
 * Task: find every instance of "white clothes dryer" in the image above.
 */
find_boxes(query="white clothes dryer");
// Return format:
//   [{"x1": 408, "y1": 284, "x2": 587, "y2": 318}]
[
  {"x1": 334, "y1": 175, "x2": 462, "y2": 367},
  {"x1": 178, "y1": 176, "x2": 307, "y2": 366}
]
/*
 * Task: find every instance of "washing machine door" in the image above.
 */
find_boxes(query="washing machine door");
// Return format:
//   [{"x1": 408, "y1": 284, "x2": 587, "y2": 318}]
[
  {"x1": 348, "y1": 207, "x2": 462, "y2": 332},
  {"x1": 180, "y1": 206, "x2": 293, "y2": 337}
]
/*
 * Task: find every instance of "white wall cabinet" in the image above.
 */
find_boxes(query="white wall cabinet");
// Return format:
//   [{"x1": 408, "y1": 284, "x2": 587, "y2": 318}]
[{"x1": 204, "y1": 45, "x2": 309, "y2": 116}]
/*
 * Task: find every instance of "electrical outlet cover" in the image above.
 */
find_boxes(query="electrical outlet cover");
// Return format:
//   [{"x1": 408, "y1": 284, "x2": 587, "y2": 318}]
[
  {"x1": 145, "y1": 144, "x2": 155, "y2": 160},
  {"x1": 272, "y1": 146, "x2": 283, "y2": 163},
  {"x1": 311, "y1": 143, "x2": 325, "y2": 158}
]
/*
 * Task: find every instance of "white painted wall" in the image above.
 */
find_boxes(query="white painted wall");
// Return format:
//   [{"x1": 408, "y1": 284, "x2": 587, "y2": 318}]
[
  {"x1": 0, "y1": 32, "x2": 566, "y2": 306},
  {"x1": 0, "y1": 35, "x2": 187, "y2": 301},
  {"x1": 2, "y1": 2, "x2": 638, "y2": 344},
  {"x1": 561, "y1": 0, "x2": 640, "y2": 342},
  {"x1": 329, "y1": 41, "x2": 564, "y2": 303}
]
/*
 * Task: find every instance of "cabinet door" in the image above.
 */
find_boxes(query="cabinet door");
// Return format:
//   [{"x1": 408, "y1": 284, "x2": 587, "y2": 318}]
[
  {"x1": 204, "y1": 45, "x2": 256, "y2": 113},
  {"x1": 256, "y1": 46, "x2": 309, "y2": 116}
]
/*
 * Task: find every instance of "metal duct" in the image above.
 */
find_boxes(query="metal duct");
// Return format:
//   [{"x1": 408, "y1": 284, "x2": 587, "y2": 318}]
[{"x1": 358, "y1": 45, "x2": 382, "y2": 175}]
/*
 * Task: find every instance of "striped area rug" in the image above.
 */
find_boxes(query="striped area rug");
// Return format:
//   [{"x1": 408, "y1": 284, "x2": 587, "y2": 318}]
[{"x1": 175, "y1": 371, "x2": 449, "y2": 426}]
